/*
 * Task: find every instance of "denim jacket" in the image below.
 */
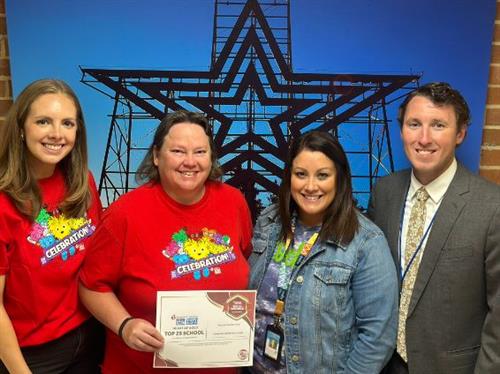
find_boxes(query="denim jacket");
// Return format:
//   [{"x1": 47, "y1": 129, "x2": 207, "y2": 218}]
[{"x1": 249, "y1": 205, "x2": 398, "y2": 374}]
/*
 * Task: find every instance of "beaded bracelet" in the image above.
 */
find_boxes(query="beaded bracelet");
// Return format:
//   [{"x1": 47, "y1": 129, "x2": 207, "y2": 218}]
[{"x1": 118, "y1": 316, "x2": 135, "y2": 339}]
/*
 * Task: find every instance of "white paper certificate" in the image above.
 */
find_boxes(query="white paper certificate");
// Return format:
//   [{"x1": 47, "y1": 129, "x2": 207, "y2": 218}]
[{"x1": 154, "y1": 290, "x2": 256, "y2": 368}]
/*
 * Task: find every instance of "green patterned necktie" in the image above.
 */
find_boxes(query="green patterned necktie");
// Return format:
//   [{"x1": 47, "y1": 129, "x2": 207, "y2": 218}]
[{"x1": 397, "y1": 187, "x2": 430, "y2": 362}]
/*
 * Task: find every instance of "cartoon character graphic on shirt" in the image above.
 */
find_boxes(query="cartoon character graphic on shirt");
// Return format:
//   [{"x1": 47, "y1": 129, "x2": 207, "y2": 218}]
[
  {"x1": 27, "y1": 208, "x2": 96, "y2": 265},
  {"x1": 163, "y1": 227, "x2": 236, "y2": 280}
]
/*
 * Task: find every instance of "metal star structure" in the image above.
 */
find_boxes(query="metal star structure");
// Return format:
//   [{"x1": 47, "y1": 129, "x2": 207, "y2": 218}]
[{"x1": 81, "y1": 0, "x2": 419, "y2": 215}]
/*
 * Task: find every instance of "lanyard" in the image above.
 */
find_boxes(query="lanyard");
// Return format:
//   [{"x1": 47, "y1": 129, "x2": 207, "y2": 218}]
[
  {"x1": 398, "y1": 188, "x2": 437, "y2": 282},
  {"x1": 272, "y1": 228, "x2": 319, "y2": 318}
]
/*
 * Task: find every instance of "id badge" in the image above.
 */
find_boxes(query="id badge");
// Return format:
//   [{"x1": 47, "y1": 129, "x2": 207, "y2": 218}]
[{"x1": 263, "y1": 323, "x2": 284, "y2": 363}]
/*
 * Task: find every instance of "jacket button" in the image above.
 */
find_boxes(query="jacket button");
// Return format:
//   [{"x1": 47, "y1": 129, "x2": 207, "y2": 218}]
[
  {"x1": 290, "y1": 316, "x2": 297, "y2": 325},
  {"x1": 296, "y1": 275, "x2": 304, "y2": 283},
  {"x1": 291, "y1": 354, "x2": 300, "y2": 362}
]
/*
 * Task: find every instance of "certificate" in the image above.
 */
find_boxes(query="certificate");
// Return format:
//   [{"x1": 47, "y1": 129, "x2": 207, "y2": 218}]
[{"x1": 154, "y1": 290, "x2": 256, "y2": 368}]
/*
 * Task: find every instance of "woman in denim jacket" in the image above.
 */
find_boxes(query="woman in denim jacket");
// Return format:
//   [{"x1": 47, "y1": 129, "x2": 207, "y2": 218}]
[{"x1": 249, "y1": 131, "x2": 398, "y2": 374}]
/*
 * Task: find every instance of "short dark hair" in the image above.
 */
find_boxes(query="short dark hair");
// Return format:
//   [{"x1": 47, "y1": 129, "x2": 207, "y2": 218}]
[
  {"x1": 136, "y1": 110, "x2": 223, "y2": 184},
  {"x1": 278, "y1": 130, "x2": 359, "y2": 245},
  {"x1": 398, "y1": 82, "x2": 471, "y2": 130}
]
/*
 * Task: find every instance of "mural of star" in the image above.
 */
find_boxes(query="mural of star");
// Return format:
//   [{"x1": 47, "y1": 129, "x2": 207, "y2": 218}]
[{"x1": 81, "y1": 0, "x2": 419, "y2": 213}]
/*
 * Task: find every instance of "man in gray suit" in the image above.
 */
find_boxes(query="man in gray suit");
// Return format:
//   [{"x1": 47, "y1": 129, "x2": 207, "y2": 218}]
[{"x1": 368, "y1": 82, "x2": 500, "y2": 374}]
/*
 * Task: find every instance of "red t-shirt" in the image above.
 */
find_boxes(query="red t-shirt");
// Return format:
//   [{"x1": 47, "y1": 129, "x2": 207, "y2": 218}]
[
  {"x1": 0, "y1": 168, "x2": 102, "y2": 346},
  {"x1": 80, "y1": 181, "x2": 253, "y2": 374}
]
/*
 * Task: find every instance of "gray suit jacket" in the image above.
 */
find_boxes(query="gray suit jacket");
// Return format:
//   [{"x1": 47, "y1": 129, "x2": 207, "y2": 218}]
[{"x1": 368, "y1": 163, "x2": 500, "y2": 374}]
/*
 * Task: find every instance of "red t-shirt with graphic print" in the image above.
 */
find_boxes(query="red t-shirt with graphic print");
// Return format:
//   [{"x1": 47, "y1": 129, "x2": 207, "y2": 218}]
[
  {"x1": 0, "y1": 168, "x2": 102, "y2": 346},
  {"x1": 80, "y1": 181, "x2": 252, "y2": 374}
]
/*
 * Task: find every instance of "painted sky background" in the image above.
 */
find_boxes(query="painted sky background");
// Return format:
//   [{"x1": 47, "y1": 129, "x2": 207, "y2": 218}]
[{"x1": 6, "y1": 0, "x2": 496, "y2": 185}]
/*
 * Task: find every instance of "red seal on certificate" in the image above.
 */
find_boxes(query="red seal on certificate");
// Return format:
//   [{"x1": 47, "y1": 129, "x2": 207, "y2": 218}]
[{"x1": 238, "y1": 349, "x2": 249, "y2": 360}]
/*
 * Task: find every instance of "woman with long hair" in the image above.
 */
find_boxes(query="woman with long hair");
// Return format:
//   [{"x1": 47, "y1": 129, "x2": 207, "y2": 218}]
[
  {"x1": 249, "y1": 131, "x2": 398, "y2": 373},
  {"x1": 0, "y1": 79, "x2": 103, "y2": 373}
]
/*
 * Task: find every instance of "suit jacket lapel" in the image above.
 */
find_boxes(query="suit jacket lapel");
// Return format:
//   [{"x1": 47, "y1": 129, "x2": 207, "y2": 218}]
[{"x1": 407, "y1": 164, "x2": 470, "y2": 317}]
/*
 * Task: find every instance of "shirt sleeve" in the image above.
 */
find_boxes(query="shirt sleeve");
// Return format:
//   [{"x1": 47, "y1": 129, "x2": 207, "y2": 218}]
[
  {"x1": 347, "y1": 230, "x2": 398, "y2": 373},
  {"x1": 87, "y1": 172, "x2": 103, "y2": 224},
  {"x1": 0, "y1": 198, "x2": 12, "y2": 275},
  {"x1": 475, "y1": 203, "x2": 500, "y2": 372},
  {"x1": 0, "y1": 229, "x2": 8, "y2": 275},
  {"x1": 238, "y1": 192, "x2": 253, "y2": 259},
  {"x1": 79, "y1": 201, "x2": 126, "y2": 292}
]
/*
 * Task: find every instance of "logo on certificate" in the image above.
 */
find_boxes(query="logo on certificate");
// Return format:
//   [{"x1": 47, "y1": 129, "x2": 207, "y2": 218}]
[{"x1": 222, "y1": 294, "x2": 250, "y2": 320}]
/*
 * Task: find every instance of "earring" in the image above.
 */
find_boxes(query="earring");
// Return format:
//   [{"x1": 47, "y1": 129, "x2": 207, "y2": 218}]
[{"x1": 20, "y1": 132, "x2": 24, "y2": 141}]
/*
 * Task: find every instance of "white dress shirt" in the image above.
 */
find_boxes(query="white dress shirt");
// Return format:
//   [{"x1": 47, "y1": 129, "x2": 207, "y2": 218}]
[{"x1": 400, "y1": 159, "x2": 458, "y2": 273}]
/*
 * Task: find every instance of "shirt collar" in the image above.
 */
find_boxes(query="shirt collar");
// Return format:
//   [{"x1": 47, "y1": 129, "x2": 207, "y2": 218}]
[{"x1": 409, "y1": 158, "x2": 457, "y2": 204}]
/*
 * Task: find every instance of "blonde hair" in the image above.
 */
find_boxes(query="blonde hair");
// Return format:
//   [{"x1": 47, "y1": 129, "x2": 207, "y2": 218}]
[{"x1": 0, "y1": 79, "x2": 90, "y2": 219}]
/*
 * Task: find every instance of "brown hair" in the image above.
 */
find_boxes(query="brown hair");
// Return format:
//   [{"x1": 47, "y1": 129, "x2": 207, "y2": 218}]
[
  {"x1": 398, "y1": 82, "x2": 471, "y2": 131},
  {"x1": 278, "y1": 130, "x2": 359, "y2": 245},
  {"x1": 0, "y1": 79, "x2": 90, "y2": 220},
  {"x1": 136, "y1": 110, "x2": 223, "y2": 184}
]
